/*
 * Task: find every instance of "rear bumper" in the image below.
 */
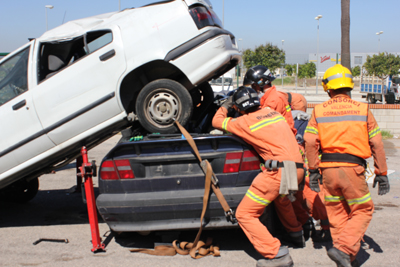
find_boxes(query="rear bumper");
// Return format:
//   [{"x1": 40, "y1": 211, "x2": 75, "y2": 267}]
[
  {"x1": 166, "y1": 29, "x2": 241, "y2": 87},
  {"x1": 96, "y1": 186, "x2": 247, "y2": 232}
]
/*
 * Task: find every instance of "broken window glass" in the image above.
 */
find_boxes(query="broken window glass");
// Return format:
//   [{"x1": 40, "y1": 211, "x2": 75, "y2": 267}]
[{"x1": 0, "y1": 47, "x2": 30, "y2": 106}]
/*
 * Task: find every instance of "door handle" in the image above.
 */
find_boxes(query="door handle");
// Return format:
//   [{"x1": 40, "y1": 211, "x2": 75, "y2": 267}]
[
  {"x1": 99, "y1": 49, "x2": 115, "y2": 61},
  {"x1": 12, "y1": 99, "x2": 26, "y2": 110}
]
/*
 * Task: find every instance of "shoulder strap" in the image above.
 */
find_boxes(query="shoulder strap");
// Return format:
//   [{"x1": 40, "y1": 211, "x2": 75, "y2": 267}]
[
  {"x1": 174, "y1": 120, "x2": 236, "y2": 222},
  {"x1": 287, "y1": 92, "x2": 292, "y2": 105}
]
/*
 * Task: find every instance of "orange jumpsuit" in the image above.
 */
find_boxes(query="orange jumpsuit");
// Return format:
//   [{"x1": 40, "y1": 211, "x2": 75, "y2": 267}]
[
  {"x1": 261, "y1": 86, "x2": 311, "y2": 230},
  {"x1": 278, "y1": 91, "x2": 308, "y2": 112},
  {"x1": 294, "y1": 147, "x2": 329, "y2": 230},
  {"x1": 304, "y1": 94, "x2": 387, "y2": 257},
  {"x1": 212, "y1": 106, "x2": 304, "y2": 258}
]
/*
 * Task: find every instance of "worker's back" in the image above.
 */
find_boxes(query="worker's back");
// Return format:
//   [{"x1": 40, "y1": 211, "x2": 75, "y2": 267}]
[{"x1": 213, "y1": 106, "x2": 302, "y2": 163}]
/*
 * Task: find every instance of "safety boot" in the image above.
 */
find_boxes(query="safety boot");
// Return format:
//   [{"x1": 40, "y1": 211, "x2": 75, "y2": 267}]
[
  {"x1": 256, "y1": 246, "x2": 294, "y2": 267},
  {"x1": 327, "y1": 247, "x2": 351, "y2": 267},
  {"x1": 351, "y1": 259, "x2": 360, "y2": 267},
  {"x1": 313, "y1": 229, "x2": 332, "y2": 242},
  {"x1": 302, "y1": 217, "x2": 315, "y2": 241},
  {"x1": 289, "y1": 230, "x2": 305, "y2": 248}
]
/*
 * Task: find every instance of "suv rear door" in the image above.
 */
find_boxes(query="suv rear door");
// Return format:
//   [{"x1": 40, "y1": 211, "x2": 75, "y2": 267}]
[{"x1": 32, "y1": 26, "x2": 127, "y2": 145}]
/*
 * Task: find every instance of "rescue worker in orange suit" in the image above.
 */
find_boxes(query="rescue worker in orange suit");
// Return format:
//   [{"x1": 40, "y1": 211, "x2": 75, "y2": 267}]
[
  {"x1": 279, "y1": 91, "x2": 307, "y2": 112},
  {"x1": 244, "y1": 65, "x2": 297, "y2": 136},
  {"x1": 244, "y1": 65, "x2": 317, "y2": 244},
  {"x1": 292, "y1": 108, "x2": 331, "y2": 240},
  {"x1": 304, "y1": 64, "x2": 390, "y2": 267},
  {"x1": 212, "y1": 86, "x2": 304, "y2": 267}
]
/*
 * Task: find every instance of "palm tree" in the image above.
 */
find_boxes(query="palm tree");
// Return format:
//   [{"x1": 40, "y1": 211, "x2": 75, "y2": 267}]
[{"x1": 341, "y1": 0, "x2": 351, "y2": 70}]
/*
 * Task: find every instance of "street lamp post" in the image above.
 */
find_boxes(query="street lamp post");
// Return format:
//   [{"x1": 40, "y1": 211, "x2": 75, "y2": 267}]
[
  {"x1": 315, "y1": 15, "x2": 322, "y2": 94},
  {"x1": 376, "y1": 31, "x2": 383, "y2": 53},
  {"x1": 45, "y1": 5, "x2": 54, "y2": 31},
  {"x1": 221, "y1": 0, "x2": 225, "y2": 92},
  {"x1": 282, "y1": 40, "x2": 284, "y2": 88},
  {"x1": 237, "y1": 38, "x2": 243, "y2": 87}
]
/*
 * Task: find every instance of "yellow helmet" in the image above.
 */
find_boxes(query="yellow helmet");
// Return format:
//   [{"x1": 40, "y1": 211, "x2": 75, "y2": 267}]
[{"x1": 321, "y1": 64, "x2": 354, "y2": 91}]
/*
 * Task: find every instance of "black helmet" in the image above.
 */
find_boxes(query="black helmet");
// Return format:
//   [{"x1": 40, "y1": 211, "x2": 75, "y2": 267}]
[
  {"x1": 244, "y1": 65, "x2": 275, "y2": 87},
  {"x1": 233, "y1": 86, "x2": 260, "y2": 112}
]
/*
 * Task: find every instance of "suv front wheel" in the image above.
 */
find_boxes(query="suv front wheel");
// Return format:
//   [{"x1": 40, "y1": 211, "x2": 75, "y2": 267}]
[{"x1": 136, "y1": 79, "x2": 193, "y2": 134}]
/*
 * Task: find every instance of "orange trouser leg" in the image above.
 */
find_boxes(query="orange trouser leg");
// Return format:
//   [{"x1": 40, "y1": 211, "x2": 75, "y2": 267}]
[
  {"x1": 274, "y1": 168, "x2": 304, "y2": 232},
  {"x1": 287, "y1": 190, "x2": 309, "y2": 226},
  {"x1": 275, "y1": 194, "x2": 303, "y2": 232},
  {"x1": 303, "y1": 177, "x2": 329, "y2": 230},
  {"x1": 322, "y1": 166, "x2": 374, "y2": 256},
  {"x1": 236, "y1": 170, "x2": 283, "y2": 258}
]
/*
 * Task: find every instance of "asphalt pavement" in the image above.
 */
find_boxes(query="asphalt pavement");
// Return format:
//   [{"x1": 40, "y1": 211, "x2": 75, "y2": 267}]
[{"x1": 1, "y1": 134, "x2": 399, "y2": 267}]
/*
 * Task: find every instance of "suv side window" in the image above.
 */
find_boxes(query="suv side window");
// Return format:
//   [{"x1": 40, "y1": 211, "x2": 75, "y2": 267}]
[
  {"x1": 0, "y1": 47, "x2": 30, "y2": 106},
  {"x1": 86, "y1": 30, "x2": 112, "y2": 53},
  {"x1": 38, "y1": 30, "x2": 112, "y2": 82}
]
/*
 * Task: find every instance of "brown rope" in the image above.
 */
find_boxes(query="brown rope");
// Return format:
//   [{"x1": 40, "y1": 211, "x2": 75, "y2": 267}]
[{"x1": 129, "y1": 121, "x2": 229, "y2": 259}]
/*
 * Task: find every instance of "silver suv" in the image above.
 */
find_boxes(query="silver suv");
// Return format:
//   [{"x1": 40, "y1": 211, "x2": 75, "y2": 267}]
[{"x1": 0, "y1": 0, "x2": 240, "y2": 202}]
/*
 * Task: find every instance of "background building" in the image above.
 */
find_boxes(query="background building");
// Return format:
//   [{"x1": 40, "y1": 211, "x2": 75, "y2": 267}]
[{"x1": 309, "y1": 52, "x2": 400, "y2": 76}]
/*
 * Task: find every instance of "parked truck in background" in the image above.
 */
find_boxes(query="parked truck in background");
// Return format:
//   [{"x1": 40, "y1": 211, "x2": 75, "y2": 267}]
[{"x1": 361, "y1": 75, "x2": 399, "y2": 104}]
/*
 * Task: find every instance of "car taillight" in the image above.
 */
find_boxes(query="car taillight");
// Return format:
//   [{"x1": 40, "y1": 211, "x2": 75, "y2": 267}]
[
  {"x1": 115, "y1": 159, "x2": 135, "y2": 179},
  {"x1": 240, "y1": 150, "x2": 261, "y2": 171},
  {"x1": 223, "y1": 152, "x2": 242, "y2": 173},
  {"x1": 189, "y1": 6, "x2": 222, "y2": 29},
  {"x1": 100, "y1": 159, "x2": 135, "y2": 180},
  {"x1": 223, "y1": 151, "x2": 261, "y2": 173}
]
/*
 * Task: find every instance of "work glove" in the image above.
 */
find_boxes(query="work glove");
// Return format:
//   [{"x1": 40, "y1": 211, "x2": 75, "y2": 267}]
[
  {"x1": 309, "y1": 168, "x2": 322, "y2": 193},
  {"x1": 373, "y1": 175, "x2": 390, "y2": 195},
  {"x1": 221, "y1": 96, "x2": 233, "y2": 110}
]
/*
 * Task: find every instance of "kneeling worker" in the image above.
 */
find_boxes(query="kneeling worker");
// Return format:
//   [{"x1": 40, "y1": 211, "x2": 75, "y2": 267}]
[{"x1": 212, "y1": 87, "x2": 304, "y2": 267}]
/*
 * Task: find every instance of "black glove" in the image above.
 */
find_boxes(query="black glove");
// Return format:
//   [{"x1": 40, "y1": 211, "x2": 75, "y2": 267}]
[
  {"x1": 221, "y1": 96, "x2": 233, "y2": 110},
  {"x1": 309, "y1": 168, "x2": 322, "y2": 193},
  {"x1": 373, "y1": 175, "x2": 390, "y2": 195}
]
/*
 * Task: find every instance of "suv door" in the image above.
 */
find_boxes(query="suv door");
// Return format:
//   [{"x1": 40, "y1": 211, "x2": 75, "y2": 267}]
[
  {"x1": 0, "y1": 43, "x2": 55, "y2": 176},
  {"x1": 33, "y1": 26, "x2": 127, "y2": 145}
]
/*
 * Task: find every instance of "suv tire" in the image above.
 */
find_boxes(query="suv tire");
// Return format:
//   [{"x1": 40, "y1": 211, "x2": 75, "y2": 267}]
[
  {"x1": 0, "y1": 177, "x2": 39, "y2": 203},
  {"x1": 190, "y1": 82, "x2": 214, "y2": 122},
  {"x1": 136, "y1": 79, "x2": 193, "y2": 134}
]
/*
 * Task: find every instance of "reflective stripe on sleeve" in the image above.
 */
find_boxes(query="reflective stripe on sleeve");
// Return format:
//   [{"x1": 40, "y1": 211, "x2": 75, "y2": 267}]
[
  {"x1": 245, "y1": 189, "x2": 271, "y2": 206},
  {"x1": 316, "y1": 115, "x2": 367, "y2": 123},
  {"x1": 286, "y1": 105, "x2": 291, "y2": 112},
  {"x1": 347, "y1": 193, "x2": 372, "y2": 206},
  {"x1": 305, "y1": 126, "x2": 319, "y2": 135},
  {"x1": 249, "y1": 115, "x2": 285, "y2": 132},
  {"x1": 222, "y1": 118, "x2": 231, "y2": 133},
  {"x1": 369, "y1": 126, "x2": 381, "y2": 139},
  {"x1": 325, "y1": 195, "x2": 345, "y2": 202}
]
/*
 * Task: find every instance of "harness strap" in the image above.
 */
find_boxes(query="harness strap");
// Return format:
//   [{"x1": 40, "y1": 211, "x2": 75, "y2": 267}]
[
  {"x1": 287, "y1": 92, "x2": 292, "y2": 106},
  {"x1": 130, "y1": 237, "x2": 220, "y2": 258},
  {"x1": 321, "y1": 153, "x2": 366, "y2": 167},
  {"x1": 130, "y1": 150, "x2": 218, "y2": 259}
]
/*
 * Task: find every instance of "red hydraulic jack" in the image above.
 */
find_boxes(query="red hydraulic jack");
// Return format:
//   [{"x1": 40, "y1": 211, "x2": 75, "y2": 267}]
[{"x1": 78, "y1": 146, "x2": 105, "y2": 253}]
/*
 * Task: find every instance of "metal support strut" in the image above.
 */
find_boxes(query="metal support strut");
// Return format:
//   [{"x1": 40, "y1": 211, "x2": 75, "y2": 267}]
[{"x1": 79, "y1": 146, "x2": 105, "y2": 253}]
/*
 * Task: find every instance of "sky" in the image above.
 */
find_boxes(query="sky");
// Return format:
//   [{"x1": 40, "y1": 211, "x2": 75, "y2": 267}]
[{"x1": 1, "y1": 0, "x2": 399, "y2": 57}]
